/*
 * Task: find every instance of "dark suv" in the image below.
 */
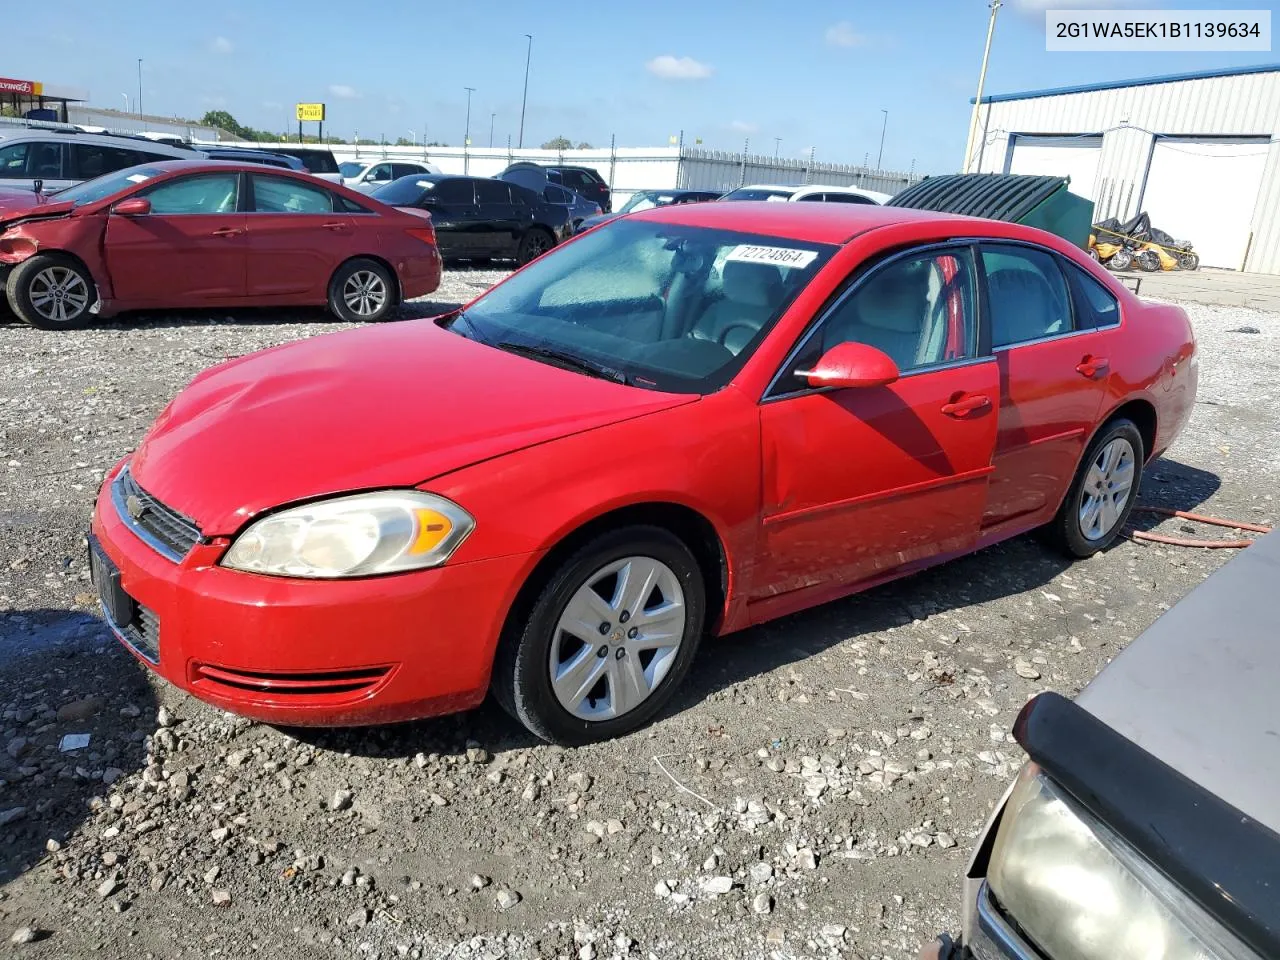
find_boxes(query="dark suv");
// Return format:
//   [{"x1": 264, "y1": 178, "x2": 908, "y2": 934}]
[{"x1": 500, "y1": 162, "x2": 611, "y2": 213}]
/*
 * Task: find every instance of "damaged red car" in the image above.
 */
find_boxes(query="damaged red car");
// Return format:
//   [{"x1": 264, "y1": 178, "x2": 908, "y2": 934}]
[
  {"x1": 90, "y1": 202, "x2": 1197, "y2": 744},
  {"x1": 0, "y1": 160, "x2": 441, "y2": 328}
]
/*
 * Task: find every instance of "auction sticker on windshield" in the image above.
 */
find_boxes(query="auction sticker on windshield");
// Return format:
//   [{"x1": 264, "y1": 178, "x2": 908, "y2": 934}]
[{"x1": 725, "y1": 244, "x2": 818, "y2": 269}]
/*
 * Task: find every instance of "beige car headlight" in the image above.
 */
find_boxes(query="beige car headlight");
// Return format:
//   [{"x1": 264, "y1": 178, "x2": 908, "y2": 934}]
[
  {"x1": 222, "y1": 491, "x2": 474, "y2": 578},
  {"x1": 987, "y1": 766, "x2": 1261, "y2": 960}
]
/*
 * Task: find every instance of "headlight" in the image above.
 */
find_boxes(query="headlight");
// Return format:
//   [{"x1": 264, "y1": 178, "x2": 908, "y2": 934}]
[
  {"x1": 222, "y1": 491, "x2": 474, "y2": 578},
  {"x1": 988, "y1": 766, "x2": 1260, "y2": 960}
]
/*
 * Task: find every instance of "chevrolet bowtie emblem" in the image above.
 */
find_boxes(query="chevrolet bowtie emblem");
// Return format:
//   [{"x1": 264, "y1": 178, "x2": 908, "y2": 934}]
[{"x1": 125, "y1": 494, "x2": 147, "y2": 520}]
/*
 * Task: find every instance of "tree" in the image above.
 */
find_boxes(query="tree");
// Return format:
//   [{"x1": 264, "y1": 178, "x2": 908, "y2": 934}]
[
  {"x1": 200, "y1": 110, "x2": 243, "y2": 136},
  {"x1": 575, "y1": 141, "x2": 593, "y2": 149},
  {"x1": 541, "y1": 136, "x2": 572, "y2": 150}
]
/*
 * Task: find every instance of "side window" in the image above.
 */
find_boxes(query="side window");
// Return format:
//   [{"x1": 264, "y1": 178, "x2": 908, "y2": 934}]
[
  {"x1": 141, "y1": 174, "x2": 240, "y2": 215},
  {"x1": 337, "y1": 194, "x2": 372, "y2": 214},
  {"x1": 74, "y1": 144, "x2": 142, "y2": 180},
  {"x1": 365, "y1": 163, "x2": 394, "y2": 183},
  {"x1": 981, "y1": 245, "x2": 1073, "y2": 347},
  {"x1": 251, "y1": 175, "x2": 334, "y2": 213},
  {"x1": 434, "y1": 179, "x2": 475, "y2": 205},
  {"x1": 26, "y1": 142, "x2": 66, "y2": 179},
  {"x1": 391, "y1": 163, "x2": 424, "y2": 180},
  {"x1": 795, "y1": 192, "x2": 825, "y2": 202},
  {"x1": 788, "y1": 248, "x2": 978, "y2": 381},
  {"x1": 475, "y1": 180, "x2": 511, "y2": 204},
  {"x1": 825, "y1": 193, "x2": 877, "y2": 205},
  {"x1": 1065, "y1": 262, "x2": 1121, "y2": 329},
  {"x1": 543, "y1": 184, "x2": 572, "y2": 204},
  {"x1": 0, "y1": 142, "x2": 28, "y2": 177}
]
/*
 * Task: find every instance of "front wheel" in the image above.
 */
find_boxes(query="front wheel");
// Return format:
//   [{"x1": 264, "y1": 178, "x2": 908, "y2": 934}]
[
  {"x1": 516, "y1": 228, "x2": 554, "y2": 266},
  {"x1": 1040, "y1": 419, "x2": 1144, "y2": 558},
  {"x1": 6, "y1": 254, "x2": 96, "y2": 330},
  {"x1": 1107, "y1": 248, "x2": 1134, "y2": 271},
  {"x1": 328, "y1": 258, "x2": 396, "y2": 323},
  {"x1": 493, "y1": 526, "x2": 706, "y2": 745}
]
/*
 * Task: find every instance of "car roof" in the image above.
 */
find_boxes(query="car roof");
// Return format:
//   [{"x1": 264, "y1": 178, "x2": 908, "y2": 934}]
[
  {"x1": 127, "y1": 159, "x2": 319, "y2": 176},
  {"x1": 0, "y1": 130, "x2": 197, "y2": 155},
  {"x1": 632, "y1": 198, "x2": 1003, "y2": 244}
]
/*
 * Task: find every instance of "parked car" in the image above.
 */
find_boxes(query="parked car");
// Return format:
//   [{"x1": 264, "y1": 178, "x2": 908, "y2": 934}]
[
  {"x1": 337, "y1": 158, "x2": 442, "y2": 193},
  {"x1": 500, "y1": 161, "x2": 611, "y2": 212},
  {"x1": 923, "y1": 527, "x2": 1278, "y2": 960},
  {"x1": 203, "y1": 147, "x2": 307, "y2": 171},
  {"x1": 577, "y1": 188, "x2": 721, "y2": 232},
  {"x1": 539, "y1": 181, "x2": 601, "y2": 233},
  {"x1": 372, "y1": 173, "x2": 571, "y2": 264},
  {"x1": 0, "y1": 129, "x2": 204, "y2": 193},
  {"x1": 87, "y1": 201, "x2": 1196, "y2": 746},
  {"x1": 232, "y1": 145, "x2": 342, "y2": 178},
  {"x1": 0, "y1": 160, "x2": 441, "y2": 328},
  {"x1": 719, "y1": 183, "x2": 891, "y2": 204}
]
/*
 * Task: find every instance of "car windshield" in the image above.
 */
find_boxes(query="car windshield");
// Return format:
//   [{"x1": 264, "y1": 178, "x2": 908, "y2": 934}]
[
  {"x1": 449, "y1": 219, "x2": 836, "y2": 394},
  {"x1": 52, "y1": 165, "x2": 166, "y2": 207},
  {"x1": 619, "y1": 192, "x2": 679, "y2": 214},
  {"x1": 372, "y1": 177, "x2": 431, "y2": 205},
  {"x1": 338, "y1": 161, "x2": 365, "y2": 178},
  {"x1": 720, "y1": 187, "x2": 796, "y2": 202}
]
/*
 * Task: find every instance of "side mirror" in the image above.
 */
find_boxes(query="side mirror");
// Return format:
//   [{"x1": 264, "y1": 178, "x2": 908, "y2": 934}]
[
  {"x1": 796, "y1": 341, "x2": 900, "y2": 389},
  {"x1": 111, "y1": 197, "x2": 152, "y2": 216}
]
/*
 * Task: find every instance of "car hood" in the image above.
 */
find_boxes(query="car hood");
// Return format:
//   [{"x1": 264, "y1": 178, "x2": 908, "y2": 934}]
[
  {"x1": 1076, "y1": 528, "x2": 1280, "y2": 834},
  {"x1": 0, "y1": 192, "x2": 74, "y2": 221},
  {"x1": 129, "y1": 320, "x2": 694, "y2": 534}
]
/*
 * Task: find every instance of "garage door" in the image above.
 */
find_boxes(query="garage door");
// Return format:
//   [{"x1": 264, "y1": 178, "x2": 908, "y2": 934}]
[
  {"x1": 1006, "y1": 135, "x2": 1103, "y2": 201},
  {"x1": 1139, "y1": 137, "x2": 1268, "y2": 270}
]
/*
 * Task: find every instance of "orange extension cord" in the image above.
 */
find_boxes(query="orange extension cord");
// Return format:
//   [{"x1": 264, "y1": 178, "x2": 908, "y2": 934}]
[{"x1": 1125, "y1": 507, "x2": 1273, "y2": 549}]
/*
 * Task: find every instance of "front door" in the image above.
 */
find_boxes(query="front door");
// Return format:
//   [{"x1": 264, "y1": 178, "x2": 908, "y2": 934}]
[
  {"x1": 246, "y1": 173, "x2": 349, "y2": 299},
  {"x1": 977, "y1": 244, "x2": 1112, "y2": 531},
  {"x1": 105, "y1": 172, "x2": 247, "y2": 305},
  {"x1": 753, "y1": 245, "x2": 999, "y2": 613},
  {"x1": 424, "y1": 178, "x2": 481, "y2": 258}
]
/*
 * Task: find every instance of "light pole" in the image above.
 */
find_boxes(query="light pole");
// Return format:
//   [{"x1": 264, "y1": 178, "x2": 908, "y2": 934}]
[
  {"x1": 773, "y1": 137, "x2": 781, "y2": 160},
  {"x1": 518, "y1": 34, "x2": 532, "y2": 148},
  {"x1": 136, "y1": 59, "x2": 144, "y2": 129},
  {"x1": 964, "y1": 0, "x2": 1002, "y2": 172},
  {"x1": 877, "y1": 109, "x2": 888, "y2": 170},
  {"x1": 406, "y1": 129, "x2": 417, "y2": 146},
  {"x1": 463, "y1": 87, "x2": 475, "y2": 146},
  {"x1": 489, "y1": 112, "x2": 496, "y2": 148},
  {"x1": 121, "y1": 93, "x2": 130, "y2": 114}
]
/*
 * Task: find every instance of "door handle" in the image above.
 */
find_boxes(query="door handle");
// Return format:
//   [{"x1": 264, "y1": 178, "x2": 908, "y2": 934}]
[
  {"x1": 1076, "y1": 355, "x2": 1110, "y2": 379},
  {"x1": 211, "y1": 226, "x2": 243, "y2": 238},
  {"x1": 321, "y1": 221, "x2": 349, "y2": 231},
  {"x1": 941, "y1": 394, "x2": 991, "y2": 418}
]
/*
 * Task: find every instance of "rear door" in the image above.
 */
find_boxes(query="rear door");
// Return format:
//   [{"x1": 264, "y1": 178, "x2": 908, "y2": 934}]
[
  {"x1": 978, "y1": 243, "x2": 1113, "y2": 532},
  {"x1": 105, "y1": 171, "x2": 247, "y2": 305},
  {"x1": 423, "y1": 179, "x2": 480, "y2": 257},
  {"x1": 245, "y1": 173, "x2": 350, "y2": 299},
  {"x1": 475, "y1": 179, "x2": 520, "y2": 256}
]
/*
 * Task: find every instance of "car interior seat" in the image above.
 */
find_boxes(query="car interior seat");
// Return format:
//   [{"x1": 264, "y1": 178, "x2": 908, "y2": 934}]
[
  {"x1": 986, "y1": 268, "x2": 1068, "y2": 347},
  {"x1": 691, "y1": 260, "x2": 784, "y2": 354},
  {"x1": 822, "y1": 261, "x2": 931, "y2": 369}
]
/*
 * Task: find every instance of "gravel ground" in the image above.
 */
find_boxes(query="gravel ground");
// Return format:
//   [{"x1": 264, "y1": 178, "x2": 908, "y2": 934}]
[{"x1": 0, "y1": 273, "x2": 1276, "y2": 959}]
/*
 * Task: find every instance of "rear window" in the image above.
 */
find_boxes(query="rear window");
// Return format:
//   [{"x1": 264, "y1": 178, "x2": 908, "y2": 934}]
[
  {"x1": 276, "y1": 149, "x2": 338, "y2": 174},
  {"x1": 368, "y1": 177, "x2": 429, "y2": 206},
  {"x1": 721, "y1": 187, "x2": 794, "y2": 202}
]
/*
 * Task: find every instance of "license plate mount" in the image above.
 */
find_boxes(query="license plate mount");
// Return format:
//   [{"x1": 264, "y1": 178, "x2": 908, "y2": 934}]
[{"x1": 89, "y1": 538, "x2": 135, "y2": 630}]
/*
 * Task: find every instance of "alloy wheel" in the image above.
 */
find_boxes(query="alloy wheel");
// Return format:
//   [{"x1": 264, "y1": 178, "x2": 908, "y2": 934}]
[
  {"x1": 549, "y1": 556, "x2": 686, "y2": 722},
  {"x1": 342, "y1": 270, "x2": 387, "y2": 318},
  {"x1": 1078, "y1": 438, "x2": 1136, "y2": 541},
  {"x1": 28, "y1": 266, "x2": 91, "y2": 324}
]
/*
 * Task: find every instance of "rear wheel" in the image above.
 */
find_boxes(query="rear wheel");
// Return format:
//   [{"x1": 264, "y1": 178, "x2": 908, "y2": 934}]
[
  {"x1": 1177, "y1": 252, "x2": 1200, "y2": 271},
  {"x1": 1107, "y1": 248, "x2": 1134, "y2": 271},
  {"x1": 516, "y1": 228, "x2": 554, "y2": 266},
  {"x1": 1041, "y1": 419, "x2": 1143, "y2": 558},
  {"x1": 1136, "y1": 249, "x2": 1162, "y2": 272},
  {"x1": 6, "y1": 254, "x2": 96, "y2": 330},
  {"x1": 328, "y1": 258, "x2": 396, "y2": 322},
  {"x1": 492, "y1": 526, "x2": 706, "y2": 745}
]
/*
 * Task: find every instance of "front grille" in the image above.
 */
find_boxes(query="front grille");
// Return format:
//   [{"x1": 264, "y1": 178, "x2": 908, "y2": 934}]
[
  {"x1": 191, "y1": 663, "x2": 391, "y2": 700},
  {"x1": 113, "y1": 467, "x2": 202, "y2": 561},
  {"x1": 119, "y1": 603, "x2": 160, "y2": 664}
]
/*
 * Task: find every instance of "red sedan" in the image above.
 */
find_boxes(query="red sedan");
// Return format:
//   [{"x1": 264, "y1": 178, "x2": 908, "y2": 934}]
[
  {"x1": 89, "y1": 202, "x2": 1197, "y2": 744},
  {"x1": 0, "y1": 161, "x2": 440, "y2": 328}
]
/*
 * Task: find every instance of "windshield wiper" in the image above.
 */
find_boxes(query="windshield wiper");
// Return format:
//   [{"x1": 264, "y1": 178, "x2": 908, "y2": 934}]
[
  {"x1": 443, "y1": 309, "x2": 493, "y2": 345},
  {"x1": 496, "y1": 341, "x2": 630, "y2": 385}
]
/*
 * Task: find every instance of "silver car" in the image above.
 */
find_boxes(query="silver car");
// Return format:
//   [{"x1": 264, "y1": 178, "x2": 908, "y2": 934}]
[
  {"x1": 0, "y1": 129, "x2": 202, "y2": 193},
  {"x1": 924, "y1": 529, "x2": 1278, "y2": 960}
]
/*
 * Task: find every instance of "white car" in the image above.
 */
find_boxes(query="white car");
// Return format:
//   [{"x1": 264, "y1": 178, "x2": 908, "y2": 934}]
[
  {"x1": 0, "y1": 130, "x2": 203, "y2": 193},
  {"x1": 336, "y1": 159, "x2": 442, "y2": 193},
  {"x1": 719, "y1": 182, "x2": 892, "y2": 204}
]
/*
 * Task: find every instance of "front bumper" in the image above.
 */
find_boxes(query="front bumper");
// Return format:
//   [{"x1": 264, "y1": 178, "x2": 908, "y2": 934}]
[{"x1": 90, "y1": 466, "x2": 537, "y2": 726}]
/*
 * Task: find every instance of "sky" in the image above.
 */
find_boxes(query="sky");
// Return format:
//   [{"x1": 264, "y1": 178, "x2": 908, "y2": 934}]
[{"x1": 7, "y1": 0, "x2": 1278, "y2": 175}]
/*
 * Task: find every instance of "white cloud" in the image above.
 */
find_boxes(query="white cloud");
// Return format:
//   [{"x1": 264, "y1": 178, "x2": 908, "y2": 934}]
[
  {"x1": 209, "y1": 36, "x2": 233, "y2": 54},
  {"x1": 328, "y1": 84, "x2": 359, "y2": 99},
  {"x1": 729, "y1": 120, "x2": 758, "y2": 134},
  {"x1": 825, "y1": 21, "x2": 865, "y2": 47},
  {"x1": 645, "y1": 55, "x2": 713, "y2": 80}
]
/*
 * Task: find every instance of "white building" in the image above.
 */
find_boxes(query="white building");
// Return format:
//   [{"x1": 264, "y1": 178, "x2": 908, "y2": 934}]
[{"x1": 969, "y1": 63, "x2": 1280, "y2": 273}]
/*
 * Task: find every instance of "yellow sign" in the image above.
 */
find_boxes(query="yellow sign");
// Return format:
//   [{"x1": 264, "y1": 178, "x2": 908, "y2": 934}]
[{"x1": 295, "y1": 103, "x2": 326, "y2": 122}]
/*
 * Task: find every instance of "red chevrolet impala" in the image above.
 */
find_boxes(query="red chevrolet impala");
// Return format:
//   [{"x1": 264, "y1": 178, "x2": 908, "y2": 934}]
[
  {"x1": 89, "y1": 202, "x2": 1197, "y2": 744},
  {"x1": 0, "y1": 161, "x2": 440, "y2": 328}
]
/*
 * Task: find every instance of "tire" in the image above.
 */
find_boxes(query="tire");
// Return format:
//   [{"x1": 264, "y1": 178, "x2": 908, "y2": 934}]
[
  {"x1": 327, "y1": 258, "x2": 396, "y2": 323},
  {"x1": 1040, "y1": 419, "x2": 1144, "y2": 559},
  {"x1": 6, "y1": 254, "x2": 96, "y2": 330},
  {"x1": 1178, "y1": 252, "x2": 1200, "y2": 271},
  {"x1": 492, "y1": 526, "x2": 706, "y2": 745},
  {"x1": 1107, "y1": 248, "x2": 1133, "y2": 271},
  {"x1": 516, "y1": 228, "x2": 554, "y2": 266},
  {"x1": 1136, "y1": 250, "x2": 1162, "y2": 273}
]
